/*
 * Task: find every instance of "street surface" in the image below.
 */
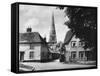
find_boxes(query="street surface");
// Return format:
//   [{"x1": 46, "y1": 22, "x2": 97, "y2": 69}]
[{"x1": 20, "y1": 59, "x2": 96, "y2": 71}]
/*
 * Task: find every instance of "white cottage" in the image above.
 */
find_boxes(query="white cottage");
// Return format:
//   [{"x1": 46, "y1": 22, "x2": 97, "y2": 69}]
[
  {"x1": 64, "y1": 30, "x2": 92, "y2": 62},
  {"x1": 19, "y1": 28, "x2": 49, "y2": 62}
]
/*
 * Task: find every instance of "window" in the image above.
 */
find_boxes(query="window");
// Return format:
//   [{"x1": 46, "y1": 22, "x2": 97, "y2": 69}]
[
  {"x1": 79, "y1": 41, "x2": 85, "y2": 47},
  {"x1": 29, "y1": 51, "x2": 34, "y2": 59},
  {"x1": 79, "y1": 41, "x2": 82, "y2": 46},
  {"x1": 71, "y1": 41, "x2": 76, "y2": 47},
  {"x1": 79, "y1": 51, "x2": 84, "y2": 59},
  {"x1": 30, "y1": 44, "x2": 34, "y2": 49}
]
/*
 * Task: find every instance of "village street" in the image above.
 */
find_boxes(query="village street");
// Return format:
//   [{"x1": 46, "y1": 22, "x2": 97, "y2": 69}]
[{"x1": 20, "y1": 59, "x2": 96, "y2": 71}]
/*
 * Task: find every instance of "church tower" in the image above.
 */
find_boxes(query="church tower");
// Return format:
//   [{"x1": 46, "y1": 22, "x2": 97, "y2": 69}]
[{"x1": 49, "y1": 12, "x2": 57, "y2": 44}]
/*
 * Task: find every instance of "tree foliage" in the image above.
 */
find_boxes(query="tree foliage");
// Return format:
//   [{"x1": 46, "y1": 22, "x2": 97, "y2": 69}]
[{"x1": 59, "y1": 7, "x2": 97, "y2": 49}]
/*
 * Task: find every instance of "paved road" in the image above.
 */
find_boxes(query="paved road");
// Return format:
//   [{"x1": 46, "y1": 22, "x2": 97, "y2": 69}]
[{"x1": 20, "y1": 60, "x2": 96, "y2": 71}]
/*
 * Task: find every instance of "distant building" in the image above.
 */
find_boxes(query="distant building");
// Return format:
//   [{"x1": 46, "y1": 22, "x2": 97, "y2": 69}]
[
  {"x1": 48, "y1": 12, "x2": 57, "y2": 45},
  {"x1": 64, "y1": 30, "x2": 92, "y2": 62},
  {"x1": 19, "y1": 27, "x2": 50, "y2": 62}
]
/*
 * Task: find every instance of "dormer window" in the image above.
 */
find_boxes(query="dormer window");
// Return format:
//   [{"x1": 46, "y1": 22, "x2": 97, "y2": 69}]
[
  {"x1": 79, "y1": 41, "x2": 82, "y2": 46},
  {"x1": 79, "y1": 41, "x2": 85, "y2": 47},
  {"x1": 71, "y1": 41, "x2": 76, "y2": 47}
]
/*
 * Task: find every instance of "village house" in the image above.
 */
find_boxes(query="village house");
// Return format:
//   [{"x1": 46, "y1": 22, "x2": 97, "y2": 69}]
[
  {"x1": 63, "y1": 30, "x2": 93, "y2": 63},
  {"x1": 19, "y1": 27, "x2": 50, "y2": 62},
  {"x1": 19, "y1": 12, "x2": 60, "y2": 62}
]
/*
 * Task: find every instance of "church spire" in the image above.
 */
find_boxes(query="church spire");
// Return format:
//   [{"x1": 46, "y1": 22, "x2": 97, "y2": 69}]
[{"x1": 49, "y1": 12, "x2": 57, "y2": 44}]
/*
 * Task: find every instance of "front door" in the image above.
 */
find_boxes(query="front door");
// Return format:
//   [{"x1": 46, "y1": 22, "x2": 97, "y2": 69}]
[
  {"x1": 20, "y1": 52, "x2": 25, "y2": 61},
  {"x1": 71, "y1": 51, "x2": 76, "y2": 61}
]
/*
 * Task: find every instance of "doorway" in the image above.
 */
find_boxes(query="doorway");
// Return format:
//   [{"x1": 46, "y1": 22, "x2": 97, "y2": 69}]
[{"x1": 20, "y1": 51, "x2": 25, "y2": 61}]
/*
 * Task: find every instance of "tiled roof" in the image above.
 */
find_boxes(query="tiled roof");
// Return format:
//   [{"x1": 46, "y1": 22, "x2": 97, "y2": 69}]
[
  {"x1": 64, "y1": 30, "x2": 74, "y2": 44},
  {"x1": 19, "y1": 32, "x2": 46, "y2": 43}
]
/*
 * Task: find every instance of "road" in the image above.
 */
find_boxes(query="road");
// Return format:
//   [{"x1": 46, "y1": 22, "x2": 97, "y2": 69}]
[{"x1": 20, "y1": 59, "x2": 96, "y2": 71}]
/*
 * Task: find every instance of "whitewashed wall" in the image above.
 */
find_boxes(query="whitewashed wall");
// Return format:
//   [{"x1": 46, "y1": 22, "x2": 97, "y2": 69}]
[
  {"x1": 19, "y1": 44, "x2": 30, "y2": 52},
  {"x1": 24, "y1": 44, "x2": 41, "y2": 60},
  {"x1": 19, "y1": 43, "x2": 41, "y2": 61}
]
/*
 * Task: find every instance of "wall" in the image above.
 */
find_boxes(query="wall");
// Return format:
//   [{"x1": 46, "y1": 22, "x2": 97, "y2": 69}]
[
  {"x1": 20, "y1": 43, "x2": 41, "y2": 61},
  {"x1": 19, "y1": 44, "x2": 30, "y2": 51}
]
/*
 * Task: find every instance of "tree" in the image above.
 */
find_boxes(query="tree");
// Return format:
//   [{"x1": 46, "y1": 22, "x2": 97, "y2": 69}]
[{"x1": 59, "y1": 7, "x2": 97, "y2": 49}]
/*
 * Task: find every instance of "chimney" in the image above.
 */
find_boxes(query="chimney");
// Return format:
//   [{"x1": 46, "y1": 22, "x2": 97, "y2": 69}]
[{"x1": 27, "y1": 27, "x2": 32, "y2": 32}]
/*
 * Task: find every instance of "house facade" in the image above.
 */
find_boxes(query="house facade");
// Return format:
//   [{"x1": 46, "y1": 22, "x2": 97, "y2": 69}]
[
  {"x1": 64, "y1": 30, "x2": 92, "y2": 63},
  {"x1": 19, "y1": 28, "x2": 49, "y2": 62}
]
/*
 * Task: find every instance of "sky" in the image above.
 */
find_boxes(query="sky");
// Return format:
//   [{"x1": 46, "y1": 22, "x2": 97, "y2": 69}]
[{"x1": 19, "y1": 5, "x2": 70, "y2": 42}]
